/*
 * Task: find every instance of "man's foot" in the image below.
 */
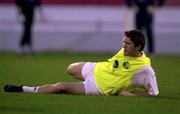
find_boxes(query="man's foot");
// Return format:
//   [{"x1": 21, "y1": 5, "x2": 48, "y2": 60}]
[{"x1": 4, "y1": 84, "x2": 23, "y2": 92}]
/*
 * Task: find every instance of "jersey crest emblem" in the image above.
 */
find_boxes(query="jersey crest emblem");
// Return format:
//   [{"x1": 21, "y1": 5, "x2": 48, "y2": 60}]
[{"x1": 122, "y1": 61, "x2": 129, "y2": 69}]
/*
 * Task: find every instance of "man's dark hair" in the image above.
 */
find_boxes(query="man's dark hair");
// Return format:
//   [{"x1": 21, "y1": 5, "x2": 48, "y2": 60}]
[{"x1": 124, "y1": 30, "x2": 145, "y2": 51}]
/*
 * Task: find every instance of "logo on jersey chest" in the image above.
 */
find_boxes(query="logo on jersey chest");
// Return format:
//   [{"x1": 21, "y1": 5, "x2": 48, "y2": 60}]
[
  {"x1": 113, "y1": 60, "x2": 129, "y2": 69},
  {"x1": 122, "y1": 61, "x2": 129, "y2": 69}
]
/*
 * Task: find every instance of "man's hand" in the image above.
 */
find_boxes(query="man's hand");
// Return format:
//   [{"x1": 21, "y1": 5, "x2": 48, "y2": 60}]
[
  {"x1": 147, "y1": 6, "x2": 156, "y2": 14},
  {"x1": 119, "y1": 91, "x2": 151, "y2": 96},
  {"x1": 16, "y1": 7, "x2": 24, "y2": 23},
  {"x1": 119, "y1": 91, "x2": 134, "y2": 96}
]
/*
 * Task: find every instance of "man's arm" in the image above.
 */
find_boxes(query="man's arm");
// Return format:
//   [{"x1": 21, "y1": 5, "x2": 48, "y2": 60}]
[
  {"x1": 119, "y1": 91, "x2": 152, "y2": 96},
  {"x1": 35, "y1": 0, "x2": 47, "y2": 22}
]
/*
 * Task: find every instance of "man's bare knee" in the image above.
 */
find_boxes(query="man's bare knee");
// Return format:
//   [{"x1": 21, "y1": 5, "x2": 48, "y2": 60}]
[
  {"x1": 67, "y1": 62, "x2": 85, "y2": 76},
  {"x1": 67, "y1": 63, "x2": 75, "y2": 75}
]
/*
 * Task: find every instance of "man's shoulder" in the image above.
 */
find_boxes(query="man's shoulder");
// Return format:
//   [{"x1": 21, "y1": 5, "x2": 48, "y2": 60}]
[{"x1": 137, "y1": 66, "x2": 155, "y2": 75}]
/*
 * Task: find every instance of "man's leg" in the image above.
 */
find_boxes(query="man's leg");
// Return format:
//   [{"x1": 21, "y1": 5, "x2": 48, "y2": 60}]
[
  {"x1": 4, "y1": 82, "x2": 85, "y2": 95},
  {"x1": 38, "y1": 82, "x2": 85, "y2": 94},
  {"x1": 67, "y1": 62, "x2": 86, "y2": 80}
]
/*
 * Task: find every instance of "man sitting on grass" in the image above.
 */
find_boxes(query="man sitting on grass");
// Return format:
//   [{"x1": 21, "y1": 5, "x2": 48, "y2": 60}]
[{"x1": 4, "y1": 30, "x2": 159, "y2": 96}]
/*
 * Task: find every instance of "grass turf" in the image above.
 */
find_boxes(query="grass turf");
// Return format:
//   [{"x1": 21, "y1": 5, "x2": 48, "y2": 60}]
[{"x1": 0, "y1": 52, "x2": 180, "y2": 114}]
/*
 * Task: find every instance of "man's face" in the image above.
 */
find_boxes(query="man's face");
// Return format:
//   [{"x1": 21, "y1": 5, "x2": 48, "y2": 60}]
[{"x1": 123, "y1": 37, "x2": 137, "y2": 56}]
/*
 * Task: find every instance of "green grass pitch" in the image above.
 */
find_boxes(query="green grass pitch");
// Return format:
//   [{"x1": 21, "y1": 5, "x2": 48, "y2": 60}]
[{"x1": 0, "y1": 52, "x2": 180, "y2": 114}]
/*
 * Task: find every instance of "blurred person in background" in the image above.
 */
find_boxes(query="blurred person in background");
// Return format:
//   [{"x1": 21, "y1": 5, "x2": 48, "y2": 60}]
[
  {"x1": 16, "y1": 0, "x2": 42, "y2": 56},
  {"x1": 125, "y1": 0, "x2": 164, "y2": 56}
]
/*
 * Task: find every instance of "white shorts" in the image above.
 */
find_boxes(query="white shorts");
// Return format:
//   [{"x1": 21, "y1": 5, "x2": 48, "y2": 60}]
[{"x1": 82, "y1": 62, "x2": 104, "y2": 95}]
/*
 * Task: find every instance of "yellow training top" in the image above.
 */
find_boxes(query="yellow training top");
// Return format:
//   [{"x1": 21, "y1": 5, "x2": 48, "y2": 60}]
[{"x1": 94, "y1": 48, "x2": 151, "y2": 95}]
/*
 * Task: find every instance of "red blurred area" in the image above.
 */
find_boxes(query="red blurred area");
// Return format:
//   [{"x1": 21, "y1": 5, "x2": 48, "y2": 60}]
[{"x1": 0, "y1": 0, "x2": 179, "y2": 6}]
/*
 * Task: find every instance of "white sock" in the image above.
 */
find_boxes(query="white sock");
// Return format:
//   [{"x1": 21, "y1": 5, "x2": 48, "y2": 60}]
[{"x1": 23, "y1": 86, "x2": 39, "y2": 93}]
